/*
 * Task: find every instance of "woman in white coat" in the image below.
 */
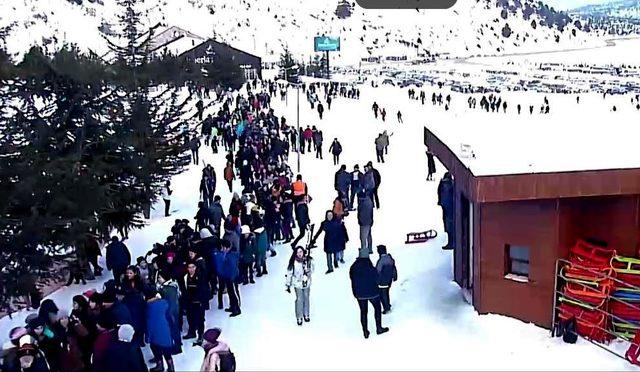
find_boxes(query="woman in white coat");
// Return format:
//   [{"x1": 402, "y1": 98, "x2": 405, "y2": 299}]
[{"x1": 285, "y1": 246, "x2": 314, "y2": 326}]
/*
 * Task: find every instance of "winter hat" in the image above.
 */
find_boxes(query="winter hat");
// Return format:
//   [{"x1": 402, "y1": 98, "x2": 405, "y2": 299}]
[
  {"x1": 166, "y1": 252, "x2": 176, "y2": 260},
  {"x1": 117, "y1": 324, "x2": 135, "y2": 343},
  {"x1": 9, "y1": 327, "x2": 28, "y2": 343},
  {"x1": 83, "y1": 289, "x2": 97, "y2": 299},
  {"x1": 203, "y1": 328, "x2": 221, "y2": 345},
  {"x1": 17, "y1": 335, "x2": 37, "y2": 358},
  {"x1": 200, "y1": 228, "x2": 213, "y2": 239},
  {"x1": 241, "y1": 225, "x2": 251, "y2": 235},
  {"x1": 377, "y1": 245, "x2": 387, "y2": 255}
]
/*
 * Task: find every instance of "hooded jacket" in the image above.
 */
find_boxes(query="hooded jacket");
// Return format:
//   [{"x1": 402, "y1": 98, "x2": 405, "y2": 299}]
[
  {"x1": 349, "y1": 258, "x2": 379, "y2": 300},
  {"x1": 376, "y1": 254, "x2": 398, "y2": 287}
]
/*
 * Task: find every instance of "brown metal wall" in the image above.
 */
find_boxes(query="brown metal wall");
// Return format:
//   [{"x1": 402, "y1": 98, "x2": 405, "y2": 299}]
[
  {"x1": 477, "y1": 195, "x2": 640, "y2": 328},
  {"x1": 478, "y1": 200, "x2": 559, "y2": 327}
]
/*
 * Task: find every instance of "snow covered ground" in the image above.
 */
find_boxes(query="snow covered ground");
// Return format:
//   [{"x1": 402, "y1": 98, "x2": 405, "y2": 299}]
[{"x1": 1, "y1": 75, "x2": 638, "y2": 370}]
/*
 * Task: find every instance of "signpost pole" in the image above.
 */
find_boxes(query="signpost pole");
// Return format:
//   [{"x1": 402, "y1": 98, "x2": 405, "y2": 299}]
[{"x1": 325, "y1": 50, "x2": 330, "y2": 79}]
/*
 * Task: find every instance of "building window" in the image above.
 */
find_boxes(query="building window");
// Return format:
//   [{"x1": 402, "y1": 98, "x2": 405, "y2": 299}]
[{"x1": 505, "y1": 245, "x2": 530, "y2": 281}]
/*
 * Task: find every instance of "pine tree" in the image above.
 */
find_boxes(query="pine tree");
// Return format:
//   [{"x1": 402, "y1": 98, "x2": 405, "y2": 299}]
[
  {"x1": 0, "y1": 46, "x2": 127, "y2": 311},
  {"x1": 99, "y1": 0, "x2": 191, "y2": 235}
]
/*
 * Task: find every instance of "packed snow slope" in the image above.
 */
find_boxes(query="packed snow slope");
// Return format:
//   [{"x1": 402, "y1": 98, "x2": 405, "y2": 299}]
[
  {"x1": 1, "y1": 0, "x2": 596, "y2": 65},
  {"x1": 1, "y1": 76, "x2": 637, "y2": 370}
]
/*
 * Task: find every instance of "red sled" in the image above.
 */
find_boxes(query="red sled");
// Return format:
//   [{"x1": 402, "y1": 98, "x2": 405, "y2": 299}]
[{"x1": 405, "y1": 230, "x2": 438, "y2": 244}]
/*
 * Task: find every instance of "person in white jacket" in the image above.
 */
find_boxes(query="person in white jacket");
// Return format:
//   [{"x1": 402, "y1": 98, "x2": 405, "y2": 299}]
[{"x1": 285, "y1": 246, "x2": 314, "y2": 326}]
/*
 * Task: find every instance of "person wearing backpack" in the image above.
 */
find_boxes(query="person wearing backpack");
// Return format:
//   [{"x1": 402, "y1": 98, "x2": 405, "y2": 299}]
[
  {"x1": 200, "y1": 328, "x2": 235, "y2": 372},
  {"x1": 329, "y1": 138, "x2": 342, "y2": 166}
]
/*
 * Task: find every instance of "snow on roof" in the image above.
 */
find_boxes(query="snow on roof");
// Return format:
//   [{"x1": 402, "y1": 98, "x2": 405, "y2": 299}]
[{"x1": 426, "y1": 93, "x2": 640, "y2": 177}]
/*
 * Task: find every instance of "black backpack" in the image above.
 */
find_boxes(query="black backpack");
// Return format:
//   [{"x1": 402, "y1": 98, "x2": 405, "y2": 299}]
[
  {"x1": 560, "y1": 317, "x2": 578, "y2": 344},
  {"x1": 217, "y1": 350, "x2": 236, "y2": 372}
]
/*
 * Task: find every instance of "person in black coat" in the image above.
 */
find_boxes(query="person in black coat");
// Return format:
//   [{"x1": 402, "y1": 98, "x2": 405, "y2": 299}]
[
  {"x1": 105, "y1": 324, "x2": 148, "y2": 372},
  {"x1": 437, "y1": 172, "x2": 455, "y2": 250},
  {"x1": 349, "y1": 165, "x2": 364, "y2": 211},
  {"x1": 311, "y1": 211, "x2": 349, "y2": 274},
  {"x1": 105, "y1": 236, "x2": 131, "y2": 286},
  {"x1": 182, "y1": 262, "x2": 210, "y2": 345},
  {"x1": 349, "y1": 252, "x2": 389, "y2": 339},
  {"x1": 120, "y1": 287, "x2": 146, "y2": 347},
  {"x1": 426, "y1": 150, "x2": 436, "y2": 181},
  {"x1": 291, "y1": 200, "x2": 310, "y2": 249},
  {"x1": 329, "y1": 139, "x2": 343, "y2": 166},
  {"x1": 365, "y1": 161, "x2": 381, "y2": 209},
  {"x1": 334, "y1": 165, "x2": 351, "y2": 207}
]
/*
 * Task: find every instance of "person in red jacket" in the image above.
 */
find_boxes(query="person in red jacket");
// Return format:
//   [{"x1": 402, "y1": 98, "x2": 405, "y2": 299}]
[
  {"x1": 91, "y1": 315, "x2": 116, "y2": 372},
  {"x1": 302, "y1": 126, "x2": 313, "y2": 152}
]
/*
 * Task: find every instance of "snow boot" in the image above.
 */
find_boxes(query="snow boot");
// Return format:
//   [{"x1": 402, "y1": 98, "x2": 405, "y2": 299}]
[
  {"x1": 193, "y1": 336, "x2": 203, "y2": 347},
  {"x1": 363, "y1": 330, "x2": 370, "y2": 339},
  {"x1": 376, "y1": 327, "x2": 389, "y2": 335},
  {"x1": 304, "y1": 316, "x2": 310, "y2": 323},
  {"x1": 150, "y1": 360, "x2": 165, "y2": 372},
  {"x1": 166, "y1": 359, "x2": 175, "y2": 372},
  {"x1": 250, "y1": 277, "x2": 255, "y2": 284},
  {"x1": 183, "y1": 333, "x2": 196, "y2": 340},
  {"x1": 325, "y1": 269, "x2": 333, "y2": 274},
  {"x1": 297, "y1": 319, "x2": 303, "y2": 326},
  {"x1": 224, "y1": 308, "x2": 233, "y2": 313},
  {"x1": 230, "y1": 310, "x2": 241, "y2": 318}
]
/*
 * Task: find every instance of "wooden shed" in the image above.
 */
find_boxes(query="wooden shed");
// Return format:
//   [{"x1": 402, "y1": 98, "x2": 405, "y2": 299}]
[{"x1": 425, "y1": 126, "x2": 640, "y2": 328}]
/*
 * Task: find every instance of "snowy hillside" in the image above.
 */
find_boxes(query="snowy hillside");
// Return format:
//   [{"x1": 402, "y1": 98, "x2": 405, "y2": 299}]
[
  {"x1": 570, "y1": 0, "x2": 640, "y2": 35},
  {"x1": 0, "y1": 0, "x2": 595, "y2": 65}
]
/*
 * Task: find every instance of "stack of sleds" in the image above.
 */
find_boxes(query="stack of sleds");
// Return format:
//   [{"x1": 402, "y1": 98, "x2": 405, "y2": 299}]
[
  {"x1": 610, "y1": 256, "x2": 640, "y2": 340},
  {"x1": 558, "y1": 240, "x2": 616, "y2": 343}
]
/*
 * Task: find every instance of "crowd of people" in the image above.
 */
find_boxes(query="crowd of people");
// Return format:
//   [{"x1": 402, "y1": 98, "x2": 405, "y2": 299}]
[{"x1": 1, "y1": 77, "x2": 409, "y2": 372}]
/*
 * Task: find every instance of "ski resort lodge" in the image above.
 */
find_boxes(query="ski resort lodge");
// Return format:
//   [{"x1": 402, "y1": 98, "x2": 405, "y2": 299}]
[
  {"x1": 424, "y1": 122, "x2": 640, "y2": 328},
  {"x1": 180, "y1": 39, "x2": 263, "y2": 81}
]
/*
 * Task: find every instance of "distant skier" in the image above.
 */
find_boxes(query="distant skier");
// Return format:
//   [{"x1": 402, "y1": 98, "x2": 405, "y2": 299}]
[
  {"x1": 350, "y1": 250, "x2": 389, "y2": 339},
  {"x1": 329, "y1": 138, "x2": 343, "y2": 165}
]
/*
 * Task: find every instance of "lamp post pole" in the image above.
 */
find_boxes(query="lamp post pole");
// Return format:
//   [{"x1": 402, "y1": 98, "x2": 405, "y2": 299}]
[{"x1": 297, "y1": 84, "x2": 300, "y2": 173}]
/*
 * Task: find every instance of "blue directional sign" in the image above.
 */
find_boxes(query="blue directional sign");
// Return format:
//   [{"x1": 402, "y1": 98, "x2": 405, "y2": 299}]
[{"x1": 314, "y1": 36, "x2": 341, "y2": 52}]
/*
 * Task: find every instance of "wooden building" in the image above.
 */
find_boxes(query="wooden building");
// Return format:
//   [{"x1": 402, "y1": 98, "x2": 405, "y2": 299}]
[
  {"x1": 180, "y1": 39, "x2": 262, "y2": 80},
  {"x1": 425, "y1": 126, "x2": 640, "y2": 328}
]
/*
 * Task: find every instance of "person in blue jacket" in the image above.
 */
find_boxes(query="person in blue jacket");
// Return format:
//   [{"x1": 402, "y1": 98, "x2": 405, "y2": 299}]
[
  {"x1": 311, "y1": 211, "x2": 349, "y2": 274},
  {"x1": 144, "y1": 288, "x2": 175, "y2": 372},
  {"x1": 215, "y1": 240, "x2": 241, "y2": 317},
  {"x1": 106, "y1": 236, "x2": 131, "y2": 286}
]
